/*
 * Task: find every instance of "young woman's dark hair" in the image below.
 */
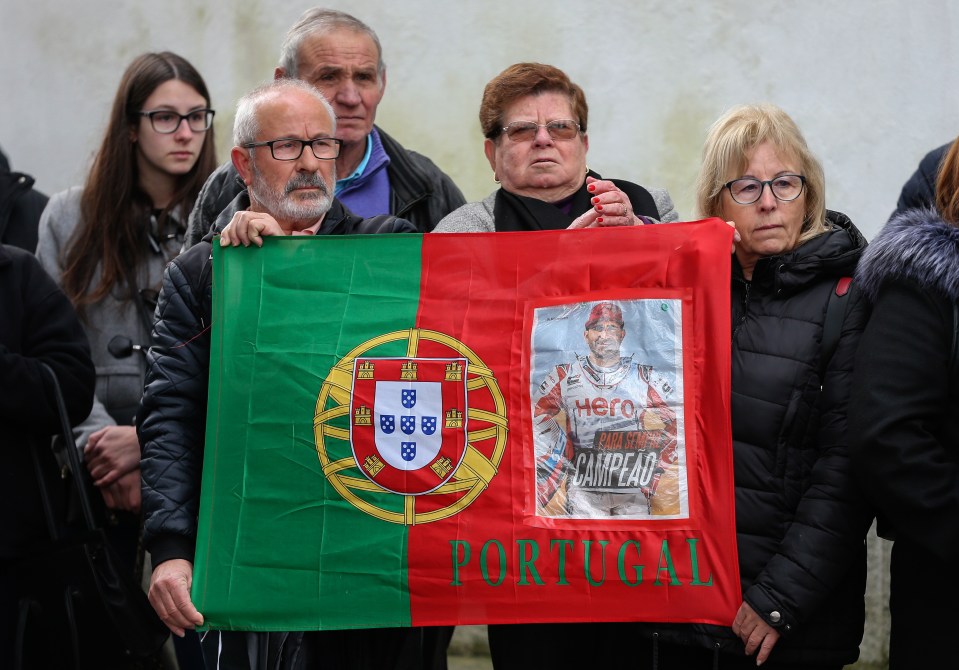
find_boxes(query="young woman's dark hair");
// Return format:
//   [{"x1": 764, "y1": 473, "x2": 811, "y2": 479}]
[{"x1": 61, "y1": 51, "x2": 217, "y2": 310}]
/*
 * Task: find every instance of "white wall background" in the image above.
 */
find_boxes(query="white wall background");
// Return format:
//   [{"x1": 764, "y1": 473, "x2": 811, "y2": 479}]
[
  {"x1": 7, "y1": 3, "x2": 936, "y2": 664},
  {"x1": 2, "y1": 1, "x2": 956, "y2": 241}
]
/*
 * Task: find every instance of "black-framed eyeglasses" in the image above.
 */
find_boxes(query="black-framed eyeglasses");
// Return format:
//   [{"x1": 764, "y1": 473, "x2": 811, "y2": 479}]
[
  {"x1": 500, "y1": 119, "x2": 581, "y2": 142},
  {"x1": 138, "y1": 109, "x2": 215, "y2": 134},
  {"x1": 724, "y1": 174, "x2": 806, "y2": 205},
  {"x1": 242, "y1": 138, "x2": 342, "y2": 161}
]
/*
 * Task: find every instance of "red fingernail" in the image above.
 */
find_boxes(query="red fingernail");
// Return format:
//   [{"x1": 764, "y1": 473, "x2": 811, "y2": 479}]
[
  {"x1": 588, "y1": 184, "x2": 595, "y2": 191},
  {"x1": 597, "y1": 217, "x2": 603, "y2": 223},
  {"x1": 596, "y1": 204, "x2": 603, "y2": 211},
  {"x1": 592, "y1": 197, "x2": 599, "y2": 204}
]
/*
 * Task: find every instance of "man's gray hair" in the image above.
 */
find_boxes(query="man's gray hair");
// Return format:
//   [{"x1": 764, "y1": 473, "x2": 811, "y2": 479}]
[
  {"x1": 233, "y1": 79, "x2": 337, "y2": 147},
  {"x1": 278, "y1": 8, "x2": 385, "y2": 80}
]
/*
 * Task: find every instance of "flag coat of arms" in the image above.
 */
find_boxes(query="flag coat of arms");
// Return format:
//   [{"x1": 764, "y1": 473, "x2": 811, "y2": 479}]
[
  {"x1": 350, "y1": 358, "x2": 468, "y2": 494},
  {"x1": 195, "y1": 220, "x2": 738, "y2": 631}
]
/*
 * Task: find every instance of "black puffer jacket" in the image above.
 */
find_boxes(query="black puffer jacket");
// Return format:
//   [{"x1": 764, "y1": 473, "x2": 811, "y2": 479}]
[
  {"x1": 850, "y1": 208, "x2": 959, "y2": 669},
  {"x1": 891, "y1": 141, "x2": 950, "y2": 220},
  {"x1": 184, "y1": 126, "x2": 465, "y2": 246},
  {"x1": 138, "y1": 196, "x2": 415, "y2": 565},
  {"x1": 649, "y1": 211, "x2": 873, "y2": 666},
  {"x1": 852, "y1": 208, "x2": 959, "y2": 560}
]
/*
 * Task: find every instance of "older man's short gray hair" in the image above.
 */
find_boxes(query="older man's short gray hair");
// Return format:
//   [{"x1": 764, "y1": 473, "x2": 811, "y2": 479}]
[
  {"x1": 233, "y1": 79, "x2": 337, "y2": 147},
  {"x1": 278, "y1": 8, "x2": 385, "y2": 81}
]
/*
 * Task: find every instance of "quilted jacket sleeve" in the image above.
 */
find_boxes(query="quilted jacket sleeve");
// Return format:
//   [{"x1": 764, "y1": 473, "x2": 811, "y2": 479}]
[
  {"x1": 743, "y1": 285, "x2": 874, "y2": 632},
  {"x1": 137, "y1": 243, "x2": 212, "y2": 566}
]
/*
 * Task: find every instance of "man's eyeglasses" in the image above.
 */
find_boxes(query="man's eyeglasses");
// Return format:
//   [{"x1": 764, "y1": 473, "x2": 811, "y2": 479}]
[
  {"x1": 138, "y1": 109, "x2": 215, "y2": 134},
  {"x1": 724, "y1": 174, "x2": 806, "y2": 205},
  {"x1": 501, "y1": 119, "x2": 581, "y2": 143},
  {"x1": 242, "y1": 138, "x2": 342, "y2": 161}
]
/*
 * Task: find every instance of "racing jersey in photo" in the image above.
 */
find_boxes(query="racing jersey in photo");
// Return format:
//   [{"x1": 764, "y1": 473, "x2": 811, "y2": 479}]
[{"x1": 533, "y1": 354, "x2": 677, "y2": 508}]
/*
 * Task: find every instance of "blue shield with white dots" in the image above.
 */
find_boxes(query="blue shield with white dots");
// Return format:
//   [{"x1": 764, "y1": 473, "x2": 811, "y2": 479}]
[
  {"x1": 371, "y1": 381, "x2": 444, "y2": 473},
  {"x1": 380, "y1": 415, "x2": 395, "y2": 434}
]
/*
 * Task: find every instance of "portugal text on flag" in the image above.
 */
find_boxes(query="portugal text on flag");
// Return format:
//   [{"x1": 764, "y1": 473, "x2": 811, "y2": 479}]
[{"x1": 194, "y1": 222, "x2": 738, "y2": 631}]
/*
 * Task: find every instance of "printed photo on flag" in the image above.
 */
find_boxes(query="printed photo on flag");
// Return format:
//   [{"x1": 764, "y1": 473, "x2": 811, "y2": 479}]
[{"x1": 529, "y1": 297, "x2": 688, "y2": 520}]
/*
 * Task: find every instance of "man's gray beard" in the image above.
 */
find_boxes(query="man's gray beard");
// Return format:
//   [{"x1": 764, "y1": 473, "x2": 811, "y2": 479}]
[{"x1": 250, "y1": 164, "x2": 335, "y2": 223}]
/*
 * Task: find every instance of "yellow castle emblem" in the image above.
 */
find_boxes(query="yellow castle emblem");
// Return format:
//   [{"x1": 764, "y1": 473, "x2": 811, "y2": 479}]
[
  {"x1": 445, "y1": 409, "x2": 463, "y2": 429},
  {"x1": 363, "y1": 454, "x2": 384, "y2": 477},
  {"x1": 353, "y1": 405, "x2": 372, "y2": 426},
  {"x1": 444, "y1": 361, "x2": 463, "y2": 381},
  {"x1": 430, "y1": 457, "x2": 453, "y2": 479}
]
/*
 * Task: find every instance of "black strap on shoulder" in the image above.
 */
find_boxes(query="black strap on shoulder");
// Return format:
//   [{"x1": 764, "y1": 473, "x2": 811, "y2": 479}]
[
  {"x1": 820, "y1": 277, "x2": 852, "y2": 380},
  {"x1": 36, "y1": 362, "x2": 99, "y2": 534}
]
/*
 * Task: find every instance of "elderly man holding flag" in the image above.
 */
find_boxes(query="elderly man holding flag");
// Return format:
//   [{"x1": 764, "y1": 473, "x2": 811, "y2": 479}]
[{"x1": 138, "y1": 78, "x2": 421, "y2": 669}]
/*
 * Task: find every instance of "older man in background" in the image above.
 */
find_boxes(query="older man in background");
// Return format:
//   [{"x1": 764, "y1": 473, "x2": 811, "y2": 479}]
[{"x1": 186, "y1": 7, "x2": 464, "y2": 244}]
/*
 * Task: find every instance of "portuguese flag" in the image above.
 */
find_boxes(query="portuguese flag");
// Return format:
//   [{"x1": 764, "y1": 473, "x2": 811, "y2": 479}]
[{"x1": 194, "y1": 220, "x2": 738, "y2": 630}]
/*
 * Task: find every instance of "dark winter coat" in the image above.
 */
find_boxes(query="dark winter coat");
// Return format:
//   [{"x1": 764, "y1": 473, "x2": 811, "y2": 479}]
[
  {"x1": 0, "y1": 243, "x2": 95, "y2": 557},
  {"x1": 850, "y1": 208, "x2": 959, "y2": 669},
  {"x1": 648, "y1": 211, "x2": 873, "y2": 667},
  {"x1": 0, "y1": 169, "x2": 48, "y2": 253},
  {"x1": 138, "y1": 195, "x2": 415, "y2": 565},
  {"x1": 891, "y1": 142, "x2": 951, "y2": 219},
  {"x1": 183, "y1": 126, "x2": 464, "y2": 246}
]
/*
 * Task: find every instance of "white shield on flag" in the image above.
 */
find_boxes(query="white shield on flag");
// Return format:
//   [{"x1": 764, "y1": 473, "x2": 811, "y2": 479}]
[{"x1": 374, "y1": 381, "x2": 443, "y2": 470}]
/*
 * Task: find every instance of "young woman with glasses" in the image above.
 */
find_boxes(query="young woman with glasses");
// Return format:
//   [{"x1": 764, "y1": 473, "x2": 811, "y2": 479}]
[{"x1": 35, "y1": 50, "x2": 216, "y2": 666}]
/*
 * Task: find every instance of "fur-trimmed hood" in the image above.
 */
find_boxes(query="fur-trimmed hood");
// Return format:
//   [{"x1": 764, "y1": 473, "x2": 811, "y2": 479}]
[{"x1": 856, "y1": 208, "x2": 959, "y2": 304}]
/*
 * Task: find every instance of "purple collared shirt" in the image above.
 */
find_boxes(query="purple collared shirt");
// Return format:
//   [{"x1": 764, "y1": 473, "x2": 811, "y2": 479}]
[{"x1": 335, "y1": 128, "x2": 392, "y2": 218}]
